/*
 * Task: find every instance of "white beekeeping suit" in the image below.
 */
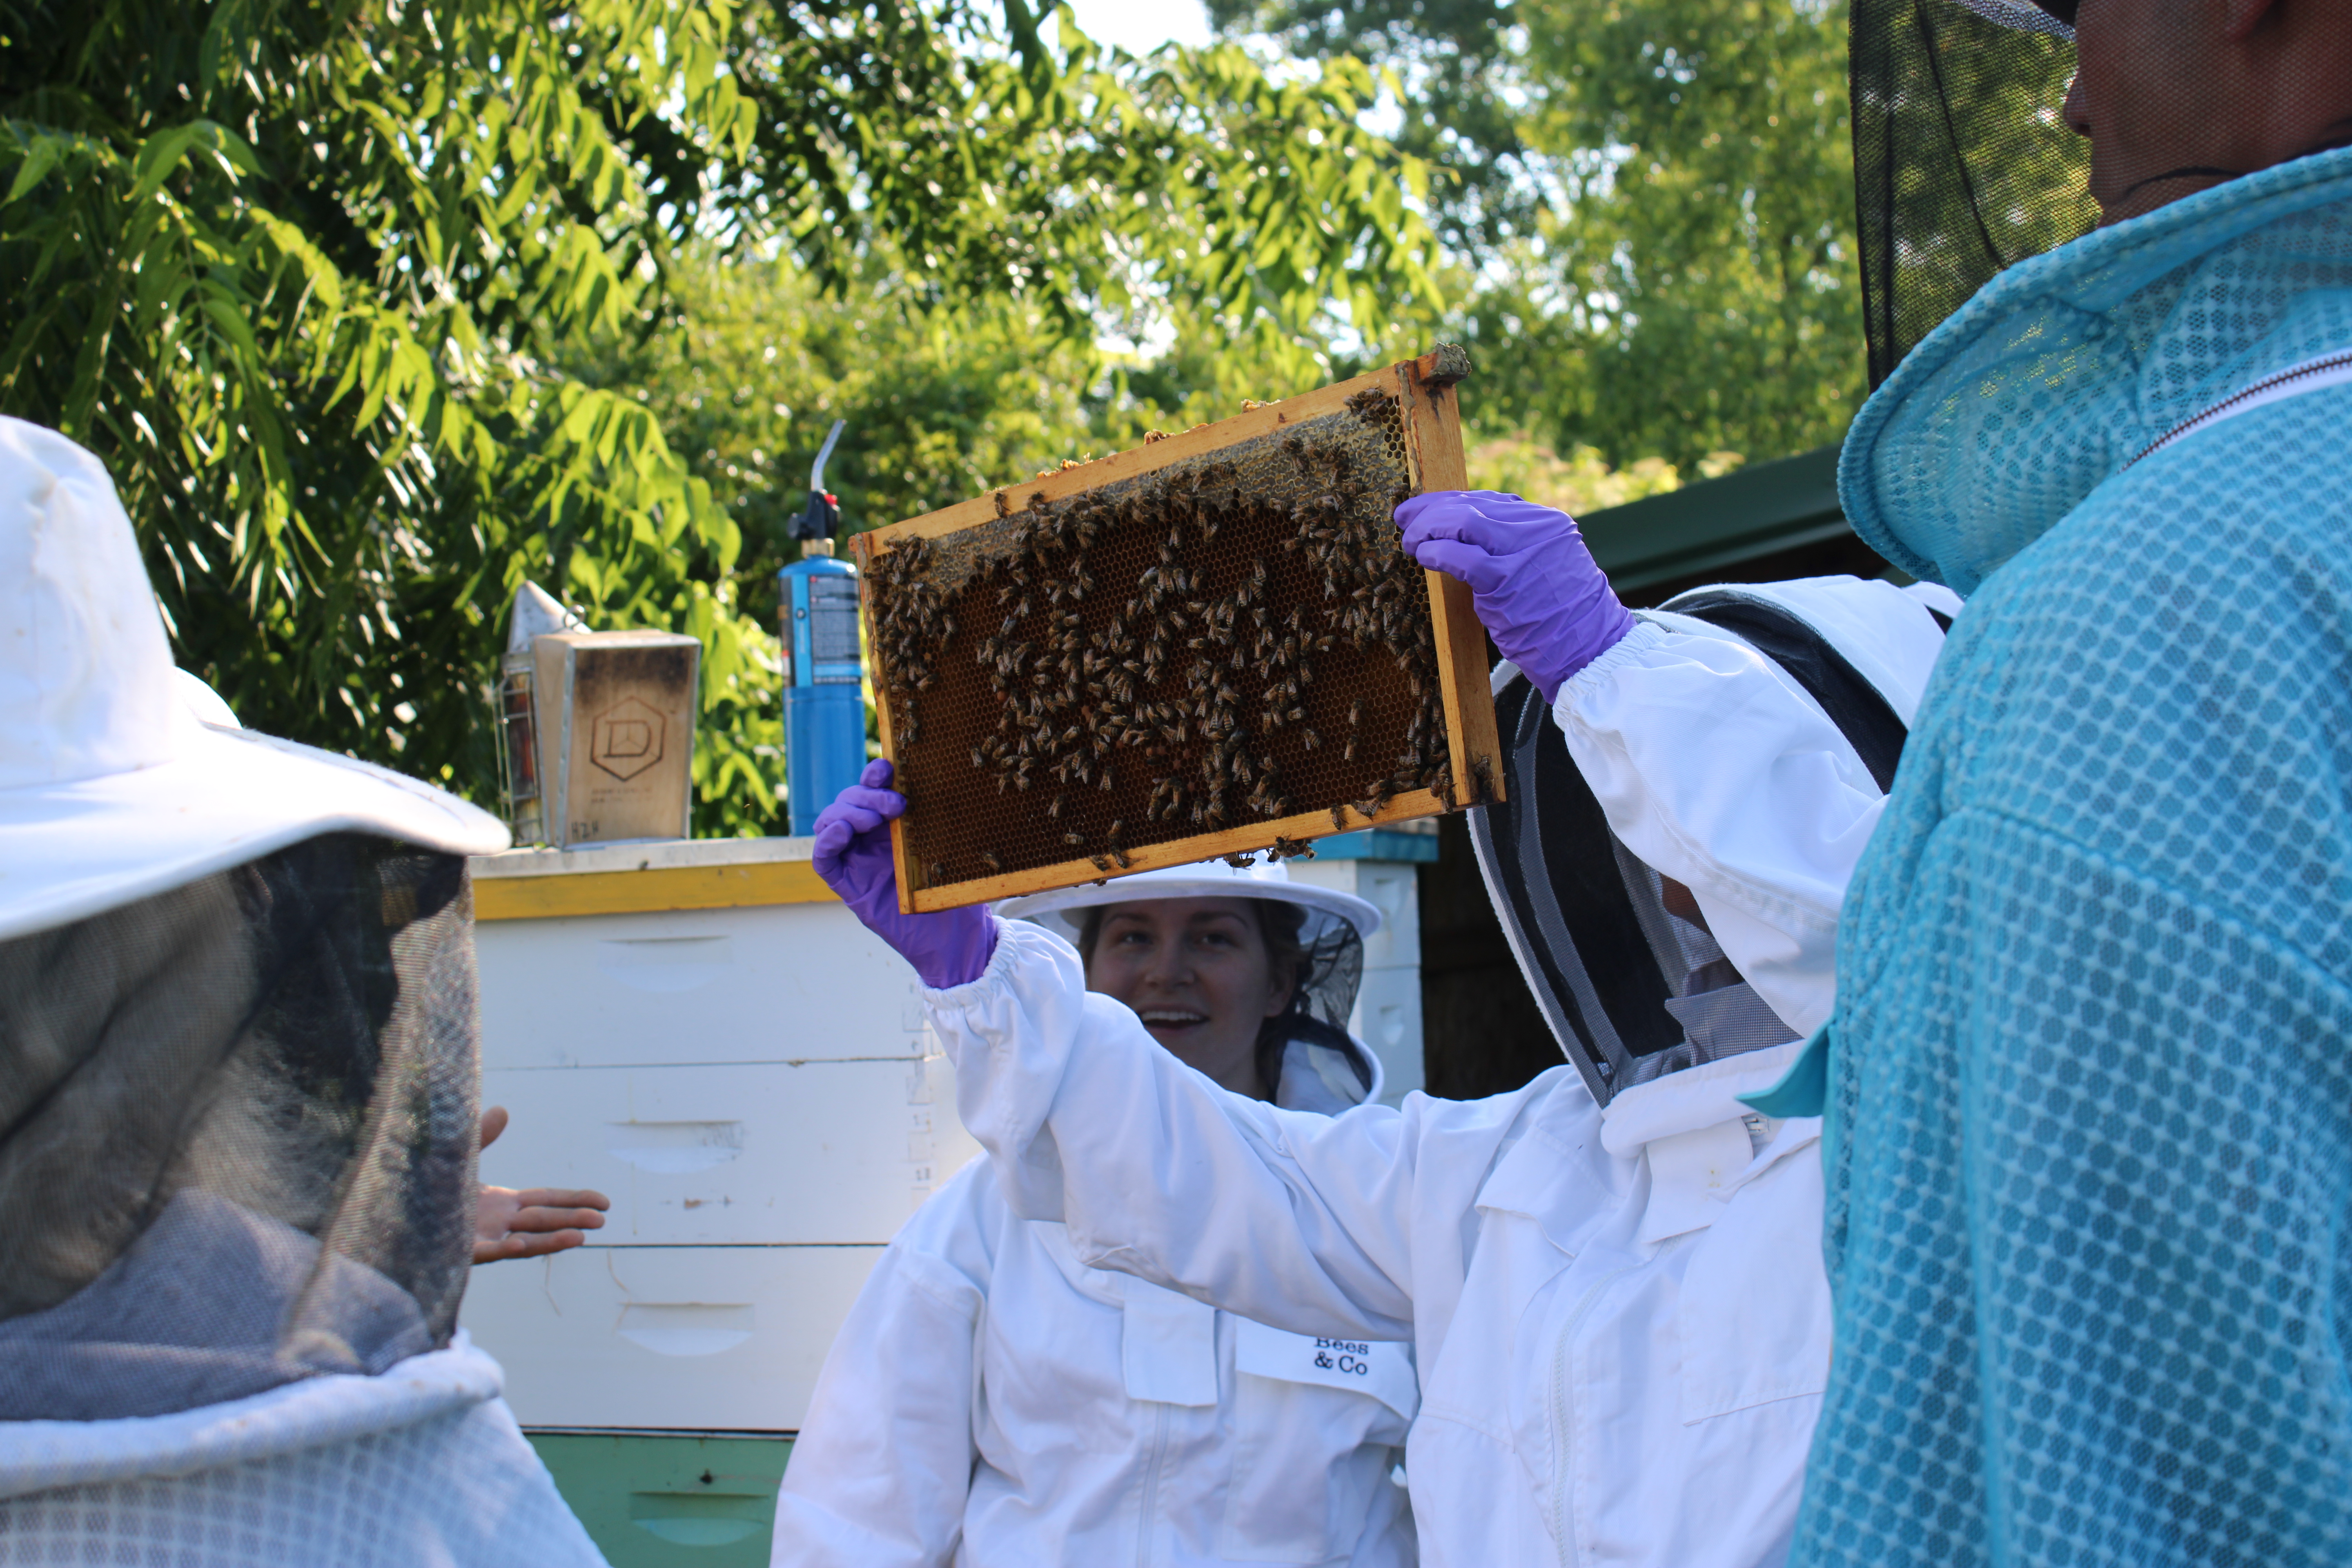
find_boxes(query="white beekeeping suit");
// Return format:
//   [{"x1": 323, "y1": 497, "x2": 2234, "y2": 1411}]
[
  {"x1": 904, "y1": 574, "x2": 1955, "y2": 1568},
  {"x1": 773, "y1": 860, "x2": 1418, "y2": 1568},
  {"x1": 0, "y1": 417, "x2": 605, "y2": 1568}
]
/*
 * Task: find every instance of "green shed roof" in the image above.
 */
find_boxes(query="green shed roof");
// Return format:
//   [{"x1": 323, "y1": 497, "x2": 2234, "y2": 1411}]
[{"x1": 1578, "y1": 445, "x2": 1858, "y2": 596}]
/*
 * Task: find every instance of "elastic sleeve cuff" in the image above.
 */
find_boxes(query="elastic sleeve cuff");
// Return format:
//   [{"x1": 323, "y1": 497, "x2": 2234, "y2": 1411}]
[
  {"x1": 923, "y1": 914, "x2": 1037, "y2": 1005},
  {"x1": 1555, "y1": 618, "x2": 1675, "y2": 713}
]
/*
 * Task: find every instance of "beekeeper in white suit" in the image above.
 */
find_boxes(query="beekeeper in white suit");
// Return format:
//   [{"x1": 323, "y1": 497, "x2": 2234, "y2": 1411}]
[
  {"x1": 812, "y1": 486, "x2": 1957, "y2": 1567},
  {"x1": 0, "y1": 416, "x2": 605, "y2": 1566},
  {"x1": 772, "y1": 859, "x2": 1417, "y2": 1567}
]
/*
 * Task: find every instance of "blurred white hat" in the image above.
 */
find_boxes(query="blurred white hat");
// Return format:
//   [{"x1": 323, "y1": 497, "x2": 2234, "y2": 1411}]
[
  {"x1": 995, "y1": 855, "x2": 1381, "y2": 949},
  {"x1": 172, "y1": 668, "x2": 241, "y2": 729},
  {"x1": 0, "y1": 417, "x2": 508, "y2": 942}
]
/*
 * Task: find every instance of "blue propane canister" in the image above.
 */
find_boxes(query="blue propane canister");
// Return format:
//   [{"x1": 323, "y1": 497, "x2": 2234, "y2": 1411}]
[{"x1": 778, "y1": 554, "x2": 869, "y2": 837}]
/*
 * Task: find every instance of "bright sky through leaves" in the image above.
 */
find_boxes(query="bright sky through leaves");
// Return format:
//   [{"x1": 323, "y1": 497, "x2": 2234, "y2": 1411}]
[{"x1": 1060, "y1": 0, "x2": 1215, "y2": 53}]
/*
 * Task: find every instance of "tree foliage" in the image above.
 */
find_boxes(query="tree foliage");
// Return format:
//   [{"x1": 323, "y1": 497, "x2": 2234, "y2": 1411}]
[
  {"x1": 0, "y1": 0, "x2": 1439, "y2": 831},
  {"x1": 1462, "y1": 428, "x2": 1736, "y2": 514},
  {"x1": 1207, "y1": 0, "x2": 1535, "y2": 256},
  {"x1": 1492, "y1": 0, "x2": 1859, "y2": 466},
  {"x1": 1229, "y1": 0, "x2": 1865, "y2": 470}
]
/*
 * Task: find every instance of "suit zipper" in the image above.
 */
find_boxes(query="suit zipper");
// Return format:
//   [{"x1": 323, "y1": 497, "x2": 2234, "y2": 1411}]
[
  {"x1": 1550, "y1": 1263, "x2": 1641, "y2": 1568},
  {"x1": 1136, "y1": 1399, "x2": 1171, "y2": 1568},
  {"x1": 2127, "y1": 347, "x2": 2352, "y2": 468}
]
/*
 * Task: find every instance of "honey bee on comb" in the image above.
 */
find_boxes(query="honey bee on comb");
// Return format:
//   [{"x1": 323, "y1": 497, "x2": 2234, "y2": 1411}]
[{"x1": 856, "y1": 348, "x2": 1499, "y2": 911}]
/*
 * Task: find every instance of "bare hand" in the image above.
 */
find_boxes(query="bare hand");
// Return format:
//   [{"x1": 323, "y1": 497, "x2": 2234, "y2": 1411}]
[{"x1": 474, "y1": 1105, "x2": 610, "y2": 1265}]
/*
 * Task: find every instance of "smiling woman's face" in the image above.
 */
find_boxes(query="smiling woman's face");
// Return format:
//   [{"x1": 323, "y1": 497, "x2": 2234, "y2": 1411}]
[{"x1": 1082, "y1": 897, "x2": 1295, "y2": 1099}]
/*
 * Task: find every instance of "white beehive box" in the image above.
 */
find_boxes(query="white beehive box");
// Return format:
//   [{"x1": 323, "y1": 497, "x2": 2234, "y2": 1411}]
[{"x1": 460, "y1": 837, "x2": 980, "y2": 1432}]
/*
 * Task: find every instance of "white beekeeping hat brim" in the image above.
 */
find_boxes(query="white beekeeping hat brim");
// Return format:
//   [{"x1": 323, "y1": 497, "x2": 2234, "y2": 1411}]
[
  {"x1": 994, "y1": 855, "x2": 1382, "y2": 949},
  {"x1": 0, "y1": 417, "x2": 507, "y2": 942}
]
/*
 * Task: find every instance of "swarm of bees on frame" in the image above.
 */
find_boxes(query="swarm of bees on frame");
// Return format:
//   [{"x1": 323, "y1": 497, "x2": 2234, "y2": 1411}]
[{"x1": 867, "y1": 387, "x2": 1467, "y2": 890}]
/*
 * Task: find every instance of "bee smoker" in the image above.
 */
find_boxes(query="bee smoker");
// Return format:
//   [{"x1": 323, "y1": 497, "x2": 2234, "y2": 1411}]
[
  {"x1": 776, "y1": 419, "x2": 869, "y2": 836},
  {"x1": 496, "y1": 579, "x2": 702, "y2": 849},
  {"x1": 496, "y1": 580, "x2": 583, "y2": 845}
]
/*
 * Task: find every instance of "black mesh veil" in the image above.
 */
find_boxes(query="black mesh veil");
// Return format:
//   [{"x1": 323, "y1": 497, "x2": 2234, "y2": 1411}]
[
  {"x1": 1274, "y1": 911, "x2": 1365, "y2": 1041},
  {"x1": 1852, "y1": 0, "x2": 2096, "y2": 386},
  {"x1": 1254, "y1": 908, "x2": 1370, "y2": 1094},
  {"x1": 1470, "y1": 588, "x2": 1932, "y2": 1106},
  {"x1": 1470, "y1": 673, "x2": 1773, "y2": 1109},
  {"x1": 0, "y1": 833, "x2": 480, "y2": 1421}
]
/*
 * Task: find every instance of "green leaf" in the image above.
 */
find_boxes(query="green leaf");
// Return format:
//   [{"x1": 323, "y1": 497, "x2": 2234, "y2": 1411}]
[
  {"x1": 127, "y1": 120, "x2": 262, "y2": 206},
  {"x1": 3, "y1": 133, "x2": 67, "y2": 206}
]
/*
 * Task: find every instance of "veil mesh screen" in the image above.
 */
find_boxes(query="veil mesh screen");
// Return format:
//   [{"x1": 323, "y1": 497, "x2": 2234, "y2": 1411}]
[
  {"x1": 0, "y1": 834, "x2": 479, "y2": 1421},
  {"x1": 1852, "y1": 0, "x2": 2095, "y2": 386}
]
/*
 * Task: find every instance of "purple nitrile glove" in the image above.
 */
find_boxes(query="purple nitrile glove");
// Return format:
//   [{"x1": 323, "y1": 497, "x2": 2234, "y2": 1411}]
[
  {"x1": 812, "y1": 759, "x2": 998, "y2": 989},
  {"x1": 1396, "y1": 490, "x2": 1636, "y2": 704}
]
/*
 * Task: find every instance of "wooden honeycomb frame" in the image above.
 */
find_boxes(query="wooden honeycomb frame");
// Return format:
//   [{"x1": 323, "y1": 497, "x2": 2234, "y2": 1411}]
[{"x1": 855, "y1": 345, "x2": 1502, "y2": 914}]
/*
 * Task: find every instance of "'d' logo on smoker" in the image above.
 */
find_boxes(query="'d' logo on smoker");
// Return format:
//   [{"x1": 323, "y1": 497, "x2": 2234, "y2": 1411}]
[{"x1": 590, "y1": 697, "x2": 666, "y2": 781}]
